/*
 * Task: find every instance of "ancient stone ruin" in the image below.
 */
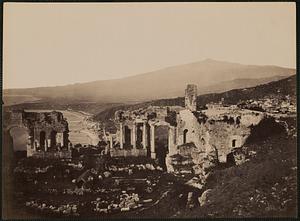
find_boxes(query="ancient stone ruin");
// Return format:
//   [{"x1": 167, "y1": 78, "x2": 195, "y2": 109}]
[
  {"x1": 105, "y1": 84, "x2": 266, "y2": 175},
  {"x1": 6, "y1": 110, "x2": 71, "y2": 158},
  {"x1": 185, "y1": 84, "x2": 197, "y2": 112}
]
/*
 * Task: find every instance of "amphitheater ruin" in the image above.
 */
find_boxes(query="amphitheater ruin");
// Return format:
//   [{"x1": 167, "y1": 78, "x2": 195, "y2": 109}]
[
  {"x1": 5, "y1": 84, "x2": 267, "y2": 168},
  {"x1": 5, "y1": 110, "x2": 71, "y2": 158},
  {"x1": 106, "y1": 84, "x2": 266, "y2": 170}
]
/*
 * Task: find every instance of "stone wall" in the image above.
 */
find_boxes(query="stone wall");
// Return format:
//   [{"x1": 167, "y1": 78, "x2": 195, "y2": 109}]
[
  {"x1": 176, "y1": 109, "x2": 265, "y2": 163},
  {"x1": 176, "y1": 109, "x2": 206, "y2": 151},
  {"x1": 7, "y1": 110, "x2": 70, "y2": 158},
  {"x1": 110, "y1": 149, "x2": 147, "y2": 157},
  {"x1": 31, "y1": 150, "x2": 72, "y2": 159}
]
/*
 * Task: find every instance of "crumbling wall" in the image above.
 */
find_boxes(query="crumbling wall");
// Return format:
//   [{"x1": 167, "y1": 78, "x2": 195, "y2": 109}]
[
  {"x1": 198, "y1": 110, "x2": 265, "y2": 162},
  {"x1": 9, "y1": 111, "x2": 24, "y2": 126},
  {"x1": 204, "y1": 121, "x2": 250, "y2": 162},
  {"x1": 110, "y1": 149, "x2": 147, "y2": 157},
  {"x1": 176, "y1": 110, "x2": 207, "y2": 152},
  {"x1": 168, "y1": 108, "x2": 266, "y2": 190},
  {"x1": 185, "y1": 84, "x2": 197, "y2": 112}
]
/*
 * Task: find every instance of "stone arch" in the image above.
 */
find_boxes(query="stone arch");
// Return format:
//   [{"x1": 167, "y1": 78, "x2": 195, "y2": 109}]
[
  {"x1": 183, "y1": 129, "x2": 188, "y2": 144},
  {"x1": 8, "y1": 125, "x2": 30, "y2": 152}
]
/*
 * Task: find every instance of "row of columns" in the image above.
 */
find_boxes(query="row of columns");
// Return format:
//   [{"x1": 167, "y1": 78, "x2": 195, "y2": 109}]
[
  {"x1": 119, "y1": 122, "x2": 148, "y2": 150},
  {"x1": 109, "y1": 121, "x2": 178, "y2": 160},
  {"x1": 31, "y1": 131, "x2": 68, "y2": 152}
]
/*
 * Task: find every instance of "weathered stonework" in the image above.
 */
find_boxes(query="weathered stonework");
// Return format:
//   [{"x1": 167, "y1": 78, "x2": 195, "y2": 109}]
[
  {"x1": 185, "y1": 84, "x2": 197, "y2": 112},
  {"x1": 105, "y1": 84, "x2": 266, "y2": 176},
  {"x1": 6, "y1": 110, "x2": 70, "y2": 158}
]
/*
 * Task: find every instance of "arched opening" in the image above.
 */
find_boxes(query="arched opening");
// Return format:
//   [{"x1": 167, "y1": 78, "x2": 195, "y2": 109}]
[
  {"x1": 232, "y1": 139, "x2": 237, "y2": 148},
  {"x1": 50, "y1": 130, "x2": 57, "y2": 148},
  {"x1": 63, "y1": 131, "x2": 69, "y2": 148},
  {"x1": 9, "y1": 127, "x2": 29, "y2": 152},
  {"x1": 136, "y1": 123, "x2": 143, "y2": 149},
  {"x1": 201, "y1": 137, "x2": 206, "y2": 146},
  {"x1": 40, "y1": 131, "x2": 46, "y2": 150},
  {"x1": 124, "y1": 126, "x2": 131, "y2": 148},
  {"x1": 155, "y1": 125, "x2": 169, "y2": 170},
  {"x1": 183, "y1": 129, "x2": 188, "y2": 144},
  {"x1": 226, "y1": 152, "x2": 236, "y2": 166}
]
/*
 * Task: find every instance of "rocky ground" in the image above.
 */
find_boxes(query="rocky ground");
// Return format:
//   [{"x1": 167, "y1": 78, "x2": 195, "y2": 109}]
[
  {"x1": 6, "y1": 116, "x2": 297, "y2": 219},
  {"x1": 10, "y1": 156, "x2": 190, "y2": 218},
  {"x1": 173, "y1": 116, "x2": 297, "y2": 218}
]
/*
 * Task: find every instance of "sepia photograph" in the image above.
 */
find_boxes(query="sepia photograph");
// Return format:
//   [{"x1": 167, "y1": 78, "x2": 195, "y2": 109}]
[{"x1": 2, "y1": 2, "x2": 297, "y2": 219}]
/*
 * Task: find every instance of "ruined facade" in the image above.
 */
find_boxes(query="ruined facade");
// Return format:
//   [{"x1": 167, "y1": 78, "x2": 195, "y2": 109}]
[
  {"x1": 110, "y1": 106, "x2": 183, "y2": 160},
  {"x1": 107, "y1": 84, "x2": 265, "y2": 171},
  {"x1": 6, "y1": 110, "x2": 71, "y2": 158}
]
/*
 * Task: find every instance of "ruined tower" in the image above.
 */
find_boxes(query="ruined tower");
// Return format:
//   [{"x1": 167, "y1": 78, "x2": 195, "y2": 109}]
[{"x1": 185, "y1": 84, "x2": 197, "y2": 112}]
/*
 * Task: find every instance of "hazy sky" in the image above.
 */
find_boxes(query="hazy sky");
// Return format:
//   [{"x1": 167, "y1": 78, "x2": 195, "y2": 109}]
[{"x1": 3, "y1": 2, "x2": 296, "y2": 89}]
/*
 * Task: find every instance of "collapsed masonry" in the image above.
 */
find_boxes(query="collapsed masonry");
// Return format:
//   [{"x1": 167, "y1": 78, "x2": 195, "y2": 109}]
[
  {"x1": 106, "y1": 84, "x2": 266, "y2": 174},
  {"x1": 7, "y1": 110, "x2": 71, "y2": 158}
]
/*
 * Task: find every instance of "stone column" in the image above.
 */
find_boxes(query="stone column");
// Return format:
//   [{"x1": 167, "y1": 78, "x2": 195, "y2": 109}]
[
  {"x1": 105, "y1": 143, "x2": 109, "y2": 154},
  {"x1": 34, "y1": 140, "x2": 39, "y2": 150},
  {"x1": 142, "y1": 122, "x2": 147, "y2": 149},
  {"x1": 56, "y1": 133, "x2": 63, "y2": 147},
  {"x1": 150, "y1": 124, "x2": 156, "y2": 159},
  {"x1": 26, "y1": 136, "x2": 33, "y2": 157},
  {"x1": 166, "y1": 126, "x2": 176, "y2": 172},
  {"x1": 29, "y1": 137, "x2": 34, "y2": 152},
  {"x1": 45, "y1": 139, "x2": 49, "y2": 152},
  {"x1": 109, "y1": 135, "x2": 113, "y2": 149},
  {"x1": 132, "y1": 123, "x2": 137, "y2": 149},
  {"x1": 119, "y1": 123, "x2": 124, "y2": 149},
  {"x1": 60, "y1": 133, "x2": 64, "y2": 149}
]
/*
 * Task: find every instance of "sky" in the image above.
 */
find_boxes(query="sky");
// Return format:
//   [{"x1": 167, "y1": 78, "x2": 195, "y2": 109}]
[{"x1": 3, "y1": 2, "x2": 296, "y2": 89}]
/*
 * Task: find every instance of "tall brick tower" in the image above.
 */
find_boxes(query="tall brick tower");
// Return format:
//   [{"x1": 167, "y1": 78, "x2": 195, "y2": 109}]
[{"x1": 185, "y1": 84, "x2": 197, "y2": 112}]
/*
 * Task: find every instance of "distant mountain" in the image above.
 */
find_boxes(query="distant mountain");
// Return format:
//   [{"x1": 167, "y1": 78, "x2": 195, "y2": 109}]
[
  {"x1": 4, "y1": 59, "x2": 295, "y2": 103},
  {"x1": 93, "y1": 75, "x2": 296, "y2": 122},
  {"x1": 199, "y1": 75, "x2": 289, "y2": 94}
]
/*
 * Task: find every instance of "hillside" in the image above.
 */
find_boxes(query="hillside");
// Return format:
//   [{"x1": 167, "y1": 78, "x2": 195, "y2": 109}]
[
  {"x1": 4, "y1": 59, "x2": 295, "y2": 103},
  {"x1": 3, "y1": 99, "x2": 123, "y2": 116},
  {"x1": 174, "y1": 117, "x2": 297, "y2": 218},
  {"x1": 93, "y1": 75, "x2": 296, "y2": 122}
]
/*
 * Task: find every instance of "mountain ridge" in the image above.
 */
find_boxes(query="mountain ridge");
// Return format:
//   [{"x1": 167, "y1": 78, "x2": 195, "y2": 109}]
[
  {"x1": 4, "y1": 59, "x2": 295, "y2": 103},
  {"x1": 93, "y1": 75, "x2": 296, "y2": 122}
]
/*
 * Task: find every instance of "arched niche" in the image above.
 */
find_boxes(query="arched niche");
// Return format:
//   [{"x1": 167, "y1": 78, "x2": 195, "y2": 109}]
[
  {"x1": 183, "y1": 129, "x2": 188, "y2": 144},
  {"x1": 40, "y1": 131, "x2": 46, "y2": 150},
  {"x1": 50, "y1": 130, "x2": 57, "y2": 148},
  {"x1": 9, "y1": 126, "x2": 30, "y2": 152}
]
